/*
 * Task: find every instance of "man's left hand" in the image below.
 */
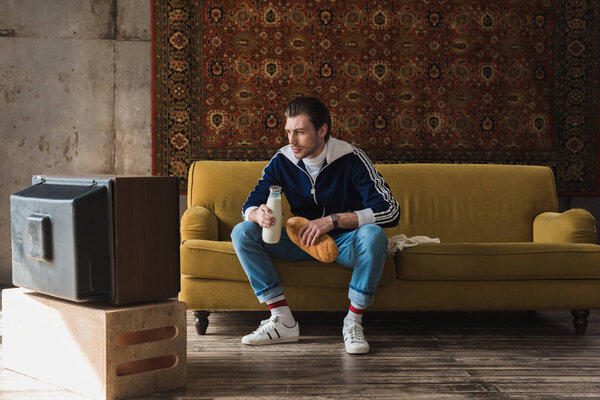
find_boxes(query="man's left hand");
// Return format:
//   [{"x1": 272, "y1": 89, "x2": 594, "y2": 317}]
[{"x1": 298, "y1": 217, "x2": 333, "y2": 247}]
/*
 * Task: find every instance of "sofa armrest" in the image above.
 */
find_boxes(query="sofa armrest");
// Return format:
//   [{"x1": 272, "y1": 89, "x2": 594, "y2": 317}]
[
  {"x1": 533, "y1": 208, "x2": 597, "y2": 243},
  {"x1": 181, "y1": 206, "x2": 219, "y2": 241}
]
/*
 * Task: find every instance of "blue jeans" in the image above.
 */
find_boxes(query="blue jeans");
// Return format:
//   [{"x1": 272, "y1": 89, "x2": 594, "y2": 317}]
[{"x1": 230, "y1": 221, "x2": 388, "y2": 307}]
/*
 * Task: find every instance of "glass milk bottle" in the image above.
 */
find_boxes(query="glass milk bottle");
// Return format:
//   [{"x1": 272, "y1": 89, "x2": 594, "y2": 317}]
[{"x1": 262, "y1": 185, "x2": 282, "y2": 244}]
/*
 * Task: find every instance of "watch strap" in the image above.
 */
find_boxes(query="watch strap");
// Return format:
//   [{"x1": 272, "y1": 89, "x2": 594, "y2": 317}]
[{"x1": 331, "y1": 214, "x2": 339, "y2": 229}]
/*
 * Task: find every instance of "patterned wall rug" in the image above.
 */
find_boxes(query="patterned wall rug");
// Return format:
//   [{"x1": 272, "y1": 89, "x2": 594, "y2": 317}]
[{"x1": 152, "y1": 0, "x2": 599, "y2": 195}]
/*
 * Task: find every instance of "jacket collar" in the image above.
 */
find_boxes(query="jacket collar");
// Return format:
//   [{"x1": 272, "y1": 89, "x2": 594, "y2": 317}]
[{"x1": 280, "y1": 137, "x2": 354, "y2": 166}]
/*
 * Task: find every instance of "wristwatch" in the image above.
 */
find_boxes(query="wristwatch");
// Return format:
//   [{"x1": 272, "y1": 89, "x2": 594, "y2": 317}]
[{"x1": 331, "y1": 214, "x2": 339, "y2": 229}]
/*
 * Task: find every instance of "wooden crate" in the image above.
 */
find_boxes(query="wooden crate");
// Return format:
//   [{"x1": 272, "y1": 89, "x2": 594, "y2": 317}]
[{"x1": 2, "y1": 288, "x2": 186, "y2": 400}]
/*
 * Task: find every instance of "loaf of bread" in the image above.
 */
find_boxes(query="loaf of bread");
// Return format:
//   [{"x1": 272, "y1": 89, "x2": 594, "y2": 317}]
[{"x1": 285, "y1": 217, "x2": 339, "y2": 263}]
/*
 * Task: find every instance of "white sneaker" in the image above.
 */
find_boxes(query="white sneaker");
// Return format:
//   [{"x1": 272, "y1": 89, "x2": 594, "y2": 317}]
[
  {"x1": 242, "y1": 315, "x2": 300, "y2": 345},
  {"x1": 343, "y1": 320, "x2": 370, "y2": 354}
]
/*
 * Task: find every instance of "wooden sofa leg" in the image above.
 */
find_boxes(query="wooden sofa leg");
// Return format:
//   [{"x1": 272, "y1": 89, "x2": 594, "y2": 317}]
[
  {"x1": 194, "y1": 310, "x2": 211, "y2": 335},
  {"x1": 571, "y1": 310, "x2": 590, "y2": 336}
]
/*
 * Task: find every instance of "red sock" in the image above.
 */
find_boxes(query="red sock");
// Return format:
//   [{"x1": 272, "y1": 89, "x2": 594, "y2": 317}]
[
  {"x1": 349, "y1": 304, "x2": 364, "y2": 315},
  {"x1": 266, "y1": 295, "x2": 295, "y2": 327},
  {"x1": 346, "y1": 302, "x2": 365, "y2": 323},
  {"x1": 268, "y1": 299, "x2": 288, "y2": 309}
]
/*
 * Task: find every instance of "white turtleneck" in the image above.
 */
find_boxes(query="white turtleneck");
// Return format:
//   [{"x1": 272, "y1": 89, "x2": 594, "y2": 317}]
[{"x1": 303, "y1": 140, "x2": 328, "y2": 181}]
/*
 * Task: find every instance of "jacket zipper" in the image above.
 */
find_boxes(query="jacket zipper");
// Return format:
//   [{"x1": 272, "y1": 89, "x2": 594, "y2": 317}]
[
  {"x1": 295, "y1": 162, "x2": 333, "y2": 208},
  {"x1": 315, "y1": 163, "x2": 332, "y2": 218},
  {"x1": 297, "y1": 167, "x2": 319, "y2": 205}
]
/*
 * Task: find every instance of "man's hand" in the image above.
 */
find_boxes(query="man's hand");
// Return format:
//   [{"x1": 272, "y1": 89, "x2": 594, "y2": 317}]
[
  {"x1": 249, "y1": 205, "x2": 275, "y2": 228},
  {"x1": 297, "y1": 213, "x2": 359, "y2": 246},
  {"x1": 298, "y1": 217, "x2": 334, "y2": 247},
  {"x1": 249, "y1": 205, "x2": 285, "y2": 228}
]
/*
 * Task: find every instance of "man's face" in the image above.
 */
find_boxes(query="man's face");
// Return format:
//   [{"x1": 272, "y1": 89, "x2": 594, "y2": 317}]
[{"x1": 285, "y1": 114, "x2": 328, "y2": 160}]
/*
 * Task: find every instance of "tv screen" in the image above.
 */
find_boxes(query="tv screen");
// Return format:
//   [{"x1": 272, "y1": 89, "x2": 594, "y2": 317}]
[{"x1": 10, "y1": 177, "x2": 114, "y2": 301}]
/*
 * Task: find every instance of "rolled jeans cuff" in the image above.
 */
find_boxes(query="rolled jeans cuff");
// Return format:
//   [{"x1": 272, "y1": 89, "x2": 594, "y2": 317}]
[
  {"x1": 255, "y1": 282, "x2": 284, "y2": 303},
  {"x1": 348, "y1": 285, "x2": 374, "y2": 308}
]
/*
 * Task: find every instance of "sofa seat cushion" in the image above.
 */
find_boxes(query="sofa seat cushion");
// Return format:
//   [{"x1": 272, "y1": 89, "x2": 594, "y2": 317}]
[
  {"x1": 181, "y1": 239, "x2": 396, "y2": 289},
  {"x1": 395, "y1": 243, "x2": 600, "y2": 280}
]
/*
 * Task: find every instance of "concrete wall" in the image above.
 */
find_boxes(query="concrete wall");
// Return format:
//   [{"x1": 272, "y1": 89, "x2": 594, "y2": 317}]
[
  {"x1": 0, "y1": 0, "x2": 153, "y2": 283},
  {"x1": 0, "y1": 0, "x2": 598, "y2": 284}
]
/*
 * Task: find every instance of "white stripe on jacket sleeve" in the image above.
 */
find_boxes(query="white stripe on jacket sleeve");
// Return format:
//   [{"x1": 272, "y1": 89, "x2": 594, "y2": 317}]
[{"x1": 352, "y1": 147, "x2": 400, "y2": 225}]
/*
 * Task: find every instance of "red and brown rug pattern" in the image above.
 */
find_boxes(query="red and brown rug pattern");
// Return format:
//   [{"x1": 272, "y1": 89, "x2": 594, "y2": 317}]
[{"x1": 153, "y1": 0, "x2": 599, "y2": 195}]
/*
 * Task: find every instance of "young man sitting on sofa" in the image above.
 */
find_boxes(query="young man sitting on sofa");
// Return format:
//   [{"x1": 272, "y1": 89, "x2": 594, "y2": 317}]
[{"x1": 230, "y1": 97, "x2": 400, "y2": 354}]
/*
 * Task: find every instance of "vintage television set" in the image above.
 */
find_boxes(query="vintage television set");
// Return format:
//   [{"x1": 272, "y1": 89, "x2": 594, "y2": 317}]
[{"x1": 10, "y1": 175, "x2": 180, "y2": 304}]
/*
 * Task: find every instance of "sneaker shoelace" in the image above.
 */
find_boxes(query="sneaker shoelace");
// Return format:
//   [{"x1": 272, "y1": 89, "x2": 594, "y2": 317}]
[
  {"x1": 345, "y1": 323, "x2": 365, "y2": 343},
  {"x1": 253, "y1": 315, "x2": 279, "y2": 335}
]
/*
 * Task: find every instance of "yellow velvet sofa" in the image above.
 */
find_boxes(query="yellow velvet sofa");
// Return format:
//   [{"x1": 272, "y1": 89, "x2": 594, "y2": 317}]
[{"x1": 179, "y1": 161, "x2": 600, "y2": 335}]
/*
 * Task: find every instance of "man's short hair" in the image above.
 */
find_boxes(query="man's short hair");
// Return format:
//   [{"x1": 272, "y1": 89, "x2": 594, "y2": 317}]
[{"x1": 284, "y1": 97, "x2": 332, "y2": 141}]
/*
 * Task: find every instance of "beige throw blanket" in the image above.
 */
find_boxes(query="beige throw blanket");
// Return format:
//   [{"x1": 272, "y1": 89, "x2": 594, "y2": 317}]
[{"x1": 387, "y1": 234, "x2": 441, "y2": 254}]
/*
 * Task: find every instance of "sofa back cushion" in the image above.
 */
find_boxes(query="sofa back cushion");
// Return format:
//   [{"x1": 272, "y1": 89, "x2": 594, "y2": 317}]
[
  {"x1": 188, "y1": 161, "x2": 557, "y2": 242},
  {"x1": 377, "y1": 163, "x2": 557, "y2": 242}
]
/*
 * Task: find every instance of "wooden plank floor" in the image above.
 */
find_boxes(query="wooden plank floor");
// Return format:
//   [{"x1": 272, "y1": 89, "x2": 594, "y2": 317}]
[{"x1": 1, "y1": 308, "x2": 599, "y2": 399}]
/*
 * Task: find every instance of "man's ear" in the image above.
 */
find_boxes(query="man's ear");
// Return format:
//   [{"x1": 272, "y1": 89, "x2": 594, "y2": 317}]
[{"x1": 317, "y1": 123, "x2": 328, "y2": 139}]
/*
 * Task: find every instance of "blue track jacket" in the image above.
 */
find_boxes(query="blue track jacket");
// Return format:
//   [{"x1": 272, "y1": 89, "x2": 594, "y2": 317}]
[{"x1": 242, "y1": 138, "x2": 400, "y2": 232}]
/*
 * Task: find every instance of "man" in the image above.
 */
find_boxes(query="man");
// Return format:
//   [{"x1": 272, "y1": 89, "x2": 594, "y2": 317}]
[{"x1": 231, "y1": 97, "x2": 400, "y2": 354}]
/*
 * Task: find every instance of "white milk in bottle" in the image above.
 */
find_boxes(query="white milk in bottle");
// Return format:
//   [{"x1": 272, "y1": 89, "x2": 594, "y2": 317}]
[{"x1": 262, "y1": 185, "x2": 282, "y2": 244}]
